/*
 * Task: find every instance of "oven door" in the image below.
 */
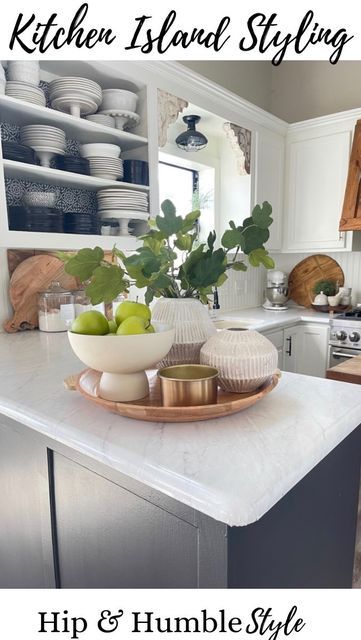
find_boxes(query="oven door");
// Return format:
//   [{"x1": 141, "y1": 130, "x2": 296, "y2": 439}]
[{"x1": 328, "y1": 346, "x2": 361, "y2": 368}]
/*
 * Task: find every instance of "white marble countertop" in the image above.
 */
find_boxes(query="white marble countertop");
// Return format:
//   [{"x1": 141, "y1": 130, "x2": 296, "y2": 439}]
[
  {"x1": 1, "y1": 330, "x2": 361, "y2": 527},
  {"x1": 215, "y1": 305, "x2": 330, "y2": 331}
]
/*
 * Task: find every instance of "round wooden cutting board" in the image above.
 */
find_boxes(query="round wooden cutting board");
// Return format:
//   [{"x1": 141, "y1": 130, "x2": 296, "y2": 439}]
[
  {"x1": 4, "y1": 254, "x2": 78, "y2": 332},
  {"x1": 288, "y1": 255, "x2": 344, "y2": 308}
]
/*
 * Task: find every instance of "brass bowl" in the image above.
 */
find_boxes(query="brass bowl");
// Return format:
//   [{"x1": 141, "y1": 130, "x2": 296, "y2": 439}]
[{"x1": 158, "y1": 364, "x2": 218, "y2": 407}]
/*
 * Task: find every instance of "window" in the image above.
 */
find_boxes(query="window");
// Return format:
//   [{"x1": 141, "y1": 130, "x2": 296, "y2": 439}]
[{"x1": 159, "y1": 162, "x2": 198, "y2": 216}]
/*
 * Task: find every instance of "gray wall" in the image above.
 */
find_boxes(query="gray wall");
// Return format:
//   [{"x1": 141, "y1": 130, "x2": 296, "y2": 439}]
[
  {"x1": 181, "y1": 61, "x2": 361, "y2": 123},
  {"x1": 270, "y1": 62, "x2": 361, "y2": 122},
  {"x1": 181, "y1": 61, "x2": 272, "y2": 112}
]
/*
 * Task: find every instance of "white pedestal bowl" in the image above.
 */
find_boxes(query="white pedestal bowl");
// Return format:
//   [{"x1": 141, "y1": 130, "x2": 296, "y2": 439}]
[{"x1": 68, "y1": 322, "x2": 175, "y2": 402}]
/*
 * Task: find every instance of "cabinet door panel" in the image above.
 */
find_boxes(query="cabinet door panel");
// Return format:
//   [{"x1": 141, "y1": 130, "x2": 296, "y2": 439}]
[
  {"x1": 297, "y1": 324, "x2": 329, "y2": 378},
  {"x1": 53, "y1": 453, "x2": 198, "y2": 588},
  {"x1": 254, "y1": 130, "x2": 284, "y2": 252},
  {"x1": 285, "y1": 131, "x2": 352, "y2": 251},
  {"x1": 0, "y1": 420, "x2": 54, "y2": 588}
]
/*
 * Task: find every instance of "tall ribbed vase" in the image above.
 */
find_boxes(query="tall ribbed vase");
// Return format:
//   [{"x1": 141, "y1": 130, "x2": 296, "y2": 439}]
[{"x1": 152, "y1": 298, "x2": 217, "y2": 367}]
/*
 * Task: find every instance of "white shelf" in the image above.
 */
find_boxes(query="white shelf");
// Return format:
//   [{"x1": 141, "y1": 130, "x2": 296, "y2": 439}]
[
  {"x1": 0, "y1": 95, "x2": 147, "y2": 150},
  {"x1": 3, "y1": 159, "x2": 150, "y2": 192},
  {"x1": 0, "y1": 229, "x2": 139, "y2": 251}
]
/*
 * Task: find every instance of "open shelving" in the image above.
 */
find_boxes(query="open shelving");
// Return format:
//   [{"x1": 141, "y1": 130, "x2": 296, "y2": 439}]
[
  {"x1": 0, "y1": 95, "x2": 148, "y2": 150},
  {"x1": 3, "y1": 159, "x2": 150, "y2": 192}
]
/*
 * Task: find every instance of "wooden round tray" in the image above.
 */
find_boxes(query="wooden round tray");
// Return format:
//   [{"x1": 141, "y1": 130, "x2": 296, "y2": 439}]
[{"x1": 76, "y1": 369, "x2": 280, "y2": 423}]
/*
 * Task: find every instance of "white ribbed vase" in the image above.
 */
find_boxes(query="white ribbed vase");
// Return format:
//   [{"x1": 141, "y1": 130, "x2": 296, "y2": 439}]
[
  {"x1": 200, "y1": 329, "x2": 278, "y2": 393},
  {"x1": 152, "y1": 298, "x2": 216, "y2": 367}
]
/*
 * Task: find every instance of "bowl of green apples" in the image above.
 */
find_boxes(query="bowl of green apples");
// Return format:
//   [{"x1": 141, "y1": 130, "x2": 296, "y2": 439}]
[{"x1": 68, "y1": 300, "x2": 175, "y2": 402}]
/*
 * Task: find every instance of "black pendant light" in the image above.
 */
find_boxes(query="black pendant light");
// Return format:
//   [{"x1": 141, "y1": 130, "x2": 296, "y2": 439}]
[{"x1": 175, "y1": 115, "x2": 208, "y2": 152}]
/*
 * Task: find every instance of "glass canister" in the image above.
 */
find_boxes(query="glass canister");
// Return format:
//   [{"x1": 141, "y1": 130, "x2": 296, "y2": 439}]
[
  {"x1": 72, "y1": 285, "x2": 105, "y2": 317},
  {"x1": 38, "y1": 281, "x2": 75, "y2": 332},
  {"x1": 112, "y1": 293, "x2": 126, "y2": 319}
]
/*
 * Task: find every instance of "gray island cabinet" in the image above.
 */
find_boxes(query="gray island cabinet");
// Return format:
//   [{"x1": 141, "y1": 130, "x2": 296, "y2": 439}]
[{"x1": 0, "y1": 332, "x2": 360, "y2": 588}]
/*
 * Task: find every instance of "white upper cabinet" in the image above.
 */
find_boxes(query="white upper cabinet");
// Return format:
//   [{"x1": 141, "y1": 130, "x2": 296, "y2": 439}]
[
  {"x1": 253, "y1": 128, "x2": 285, "y2": 252},
  {"x1": 283, "y1": 112, "x2": 361, "y2": 252}
]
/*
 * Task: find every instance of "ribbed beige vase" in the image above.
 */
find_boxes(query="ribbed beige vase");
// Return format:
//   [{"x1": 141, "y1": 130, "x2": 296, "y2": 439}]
[
  {"x1": 200, "y1": 329, "x2": 278, "y2": 392},
  {"x1": 152, "y1": 298, "x2": 217, "y2": 367}
]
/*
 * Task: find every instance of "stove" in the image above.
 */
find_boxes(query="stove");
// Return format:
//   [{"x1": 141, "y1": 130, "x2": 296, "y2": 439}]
[
  {"x1": 329, "y1": 309, "x2": 361, "y2": 367},
  {"x1": 330, "y1": 310, "x2": 361, "y2": 349}
]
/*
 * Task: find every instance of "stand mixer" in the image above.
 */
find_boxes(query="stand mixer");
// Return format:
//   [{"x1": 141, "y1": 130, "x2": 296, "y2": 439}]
[{"x1": 263, "y1": 270, "x2": 289, "y2": 310}]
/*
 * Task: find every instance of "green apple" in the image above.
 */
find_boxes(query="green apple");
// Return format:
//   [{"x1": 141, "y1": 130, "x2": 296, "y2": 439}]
[
  {"x1": 146, "y1": 323, "x2": 155, "y2": 333},
  {"x1": 108, "y1": 319, "x2": 118, "y2": 333},
  {"x1": 115, "y1": 300, "x2": 151, "y2": 326},
  {"x1": 116, "y1": 315, "x2": 148, "y2": 336},
  {"x1": 71, "y1": 310, "x2": 109, "y2": 336}
]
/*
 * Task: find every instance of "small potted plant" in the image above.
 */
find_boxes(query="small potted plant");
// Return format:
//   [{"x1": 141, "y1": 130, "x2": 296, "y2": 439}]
[{"x1": 63, "y1": 199, "x2": 275, "y2": 365}]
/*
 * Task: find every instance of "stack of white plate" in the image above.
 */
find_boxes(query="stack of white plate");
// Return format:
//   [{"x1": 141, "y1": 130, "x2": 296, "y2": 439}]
[
  {"x1": 97, "y1": 188, "x2": 149, "y2": 224},
  {"x1": 6, "y1": 81, "x2": 46, "y2": 106},
  {"x1": 20, "y1": 125, "x2": 66, "y2": 167},
  {"x1": 88, "y1": 157, "x2": 124, "y2": 181},
  {"x1": 49, "y1": 77, "x2": 102, "y2": 118}
]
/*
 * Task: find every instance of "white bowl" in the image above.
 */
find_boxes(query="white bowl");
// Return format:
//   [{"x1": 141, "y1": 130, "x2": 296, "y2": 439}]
[
  {"x1": 23, "y1": 191, "x2": 57, "y2": 207},
  {"x1": 68, "y1": 322, "x2": 175, "y2": 401},
  {"x1": 101, "y1": 89, "x2": 138, "y2": 112},
  {"x1": 79, "y1": 143, "x2": 121, "y2": 158}
]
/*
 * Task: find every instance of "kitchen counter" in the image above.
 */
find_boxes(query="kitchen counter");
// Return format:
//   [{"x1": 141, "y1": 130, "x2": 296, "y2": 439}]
[
  {"x1": 0, "y1": 330, "x2": 359, "y2": 526},
  {"x1": 215, "y1": 305, "x2": 330, "y2": 331},
  {"x1": 327, "y1": 353, "x2": 361, "y2": 384},
  {"x1": 0, "y1": 330, "x2": 360, "y2": 588}
]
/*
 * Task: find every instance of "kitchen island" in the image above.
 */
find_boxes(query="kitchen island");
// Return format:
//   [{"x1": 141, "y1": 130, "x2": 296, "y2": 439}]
[{"x1": 0, "y1": 331, "x2": 360, "y2": 588}]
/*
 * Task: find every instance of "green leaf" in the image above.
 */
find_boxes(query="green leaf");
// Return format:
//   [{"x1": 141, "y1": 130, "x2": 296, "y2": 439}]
[
  {"x1": 251, "y1": 201, "x2": 273, "y2": 229},
  {"x1": 231, "y1": 261, "x2": 248, "y2": 272},
  {"x1": 216, "y1": 272, "x2": 228, "y2": 287},
  {"x1": 125, "y1": 247, "x2": 162, "y2": 279},
  {"x1": 187, "y1": 248, "x2": 227, "y2": 290},
  {"x1": 56, "y1": 251, "x2": 72, "y2": 263},
  {"x1": 161, "y1": 199, "x2": 176, "y2": 216},
  {"x1": 156, "y1": 208, "x2": 184, "y2": 238},
  {"x1": 65, "y1": 247, "x2": 104, "y2": 281},
  {"x1": 207, "y1": 231, "x2": 216, "y2": 251},
  {"x1": 112, "y1": 246, "x2": 126, "y2": 262},
  {"x1": 248, "y1": 248, "x2": 275, "y2": 269},
  {"x1": 151, "y1": 273, "x2": 174, "y2": 290},
  {"x1": 229, "y1": 220, "x2": 236, "y2": 230},
  {"x1": 182, "y1": 209, "x2": 200, "y2": 233},
  {"x1": 85, "y1": 265, "x2": 127, "y2": 304},
  {"x1": 145, "y1": 287, "x2": 154, "y2": 306},
  {"x1": 175, "y1": 233, "x2": 194, "y2": 252},
  {"x1": 221, "y1": 228, "x2": 243, "y2": 250},
  {"x1": 240, "y1": 225, "x2": 269, "y2": 254},
  {"x1": 180, "y1": 243, "x2": 206, "y2": 276},
  {"x1": 242, "y1": 217, "x2": 254, "y2": 228},
  {"x1": 142, "y1": 236, "x2": 164, "y2": 255}
]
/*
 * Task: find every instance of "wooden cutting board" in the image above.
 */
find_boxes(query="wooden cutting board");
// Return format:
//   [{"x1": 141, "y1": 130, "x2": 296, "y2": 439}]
[
  {"x1": 4, "y1": 254, "x2": 78, "y2": 333},
  {"x1": 288, "y1": 255, "x2": 344, "y2": 308},
  {"x1": 326, "y1": 355, "x2": 361, "y2": 385}
]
